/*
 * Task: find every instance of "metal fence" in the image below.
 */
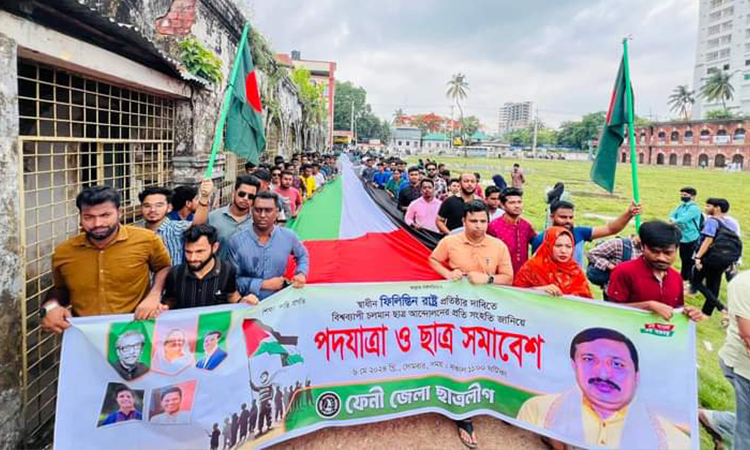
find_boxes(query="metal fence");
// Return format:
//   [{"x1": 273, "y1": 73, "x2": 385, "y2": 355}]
[{"x1": 17, "y1": 58, "x2": 175, "y2": 445}]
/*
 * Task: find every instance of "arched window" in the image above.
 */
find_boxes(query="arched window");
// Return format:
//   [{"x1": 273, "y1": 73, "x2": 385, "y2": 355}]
[
  {"x1": 670, "y1": 131, "x2": 680, "y2": 142},
  {"x1": 734, "y1": 128, "x2": 746, "y2": 142},
  {"x1": 717, "y1": 129, "x2": 727, "y2": 136},
  {"x1": 639, "y1": 132, "x2": 646, "y2": 144},
  {"x1": 669, "y1": 154, "x2": 678, "y2": 165},
  {"x1": 715, "y1": 154, "x2": 727, "y2": 167},
  {"x1": 639, "y1": 153, "x2": 645, "y2": 164},
  {"x1": 732, "y1": 154, "x2": 744, "y2": 168},
  {"x1": 699, "y1": 154, "x2": 709, "y2": 167},
  {"x1": 657, "y1": 153, "x2": 665, "y2": 165},
  {"x1": 684, "y1": 130, "x2": 694, "y2": 142},
  {"x1": 700, "y1": 130, "x2": 711, "y2": 142},
  {"x1": 683, "y1": 153, "x2": 692, "y2": 166},
  {"x1": 658, "y1": 131, "x2": 666, "y2": 143}
]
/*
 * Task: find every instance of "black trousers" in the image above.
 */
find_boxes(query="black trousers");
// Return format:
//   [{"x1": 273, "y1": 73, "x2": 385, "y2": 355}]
[
  {"x1": 692, "y1": 263, "x2": 729, "y2": 316},
  {"x1": 679, "y1": 240, "x2": 698, "y2": 281},
  {"x1": 258, "y1": 401, "x2": 272, "y2": 432}
]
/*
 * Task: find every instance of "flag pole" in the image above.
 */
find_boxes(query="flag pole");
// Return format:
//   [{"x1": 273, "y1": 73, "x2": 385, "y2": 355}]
[
  {"x1": 204, "y1": 23, "x2": 251, "y2": 179},
  {"x1": 622, "y1": 37, "x2": 641, "y2": 231}
]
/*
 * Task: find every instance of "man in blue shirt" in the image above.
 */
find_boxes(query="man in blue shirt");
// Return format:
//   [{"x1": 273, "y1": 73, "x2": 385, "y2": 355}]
[
  {"x1": 99, "y1": 386, "x2": 142, "y2": 426},
  {"x1": 228, "y1": 191, "x2": 309, "y2": 301},
  {"x1": 532, "y1": 200, "x2": 641, "y2": 267},
  {"x1": 669, "y1": 187, "x2": 703, "y2": 283},
  {"x1": 372, "y1": 162, "x2": 392, "y2": 188}
]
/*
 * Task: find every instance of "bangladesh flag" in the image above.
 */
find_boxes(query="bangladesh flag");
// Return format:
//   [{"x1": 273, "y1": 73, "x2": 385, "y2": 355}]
[
  {"x1": 225, "y1": 27, "x2": 266, "y2": 164},
  {"x1": 590, "y1": 55, "x2": 633, "y2": 193}
]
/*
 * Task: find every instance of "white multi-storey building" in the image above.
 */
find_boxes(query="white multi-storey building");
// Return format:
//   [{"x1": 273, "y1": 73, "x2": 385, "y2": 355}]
[
  {"x1": 498, "y1": 101, "x2": 533, "y2": 135},
  {"x1": 692, "y1": 0, "x2": 750, "y2": 118}
]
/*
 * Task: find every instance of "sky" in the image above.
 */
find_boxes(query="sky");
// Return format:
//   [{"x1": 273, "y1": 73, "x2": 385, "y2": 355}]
[{"x1": 245, "y1": 0, "x2": 699, "y2": 132}]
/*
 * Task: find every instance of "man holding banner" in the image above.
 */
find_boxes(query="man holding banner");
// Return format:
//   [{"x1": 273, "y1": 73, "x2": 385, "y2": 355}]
[{"x1": 517, "y1": 327, "x2": 691, "y2": 449}]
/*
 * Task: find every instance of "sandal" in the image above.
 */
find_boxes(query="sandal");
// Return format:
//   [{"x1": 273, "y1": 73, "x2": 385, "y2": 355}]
[
  {"x1": 720, "y1": 313, "x2": 730, "y2": 329},
  {"x1": 456, "y1": 419, "x2": 478, "y2": 449}
]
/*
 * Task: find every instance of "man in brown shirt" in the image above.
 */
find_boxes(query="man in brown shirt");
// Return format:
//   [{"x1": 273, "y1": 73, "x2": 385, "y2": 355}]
[{"x1": 41, "y1": 186, "x2": 172, "y2": 333}]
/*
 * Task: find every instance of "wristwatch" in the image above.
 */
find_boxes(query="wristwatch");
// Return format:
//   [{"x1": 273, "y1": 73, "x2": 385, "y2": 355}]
[
  {"x1": 487, "y1": 275, "x2": 495, "y2": 284},
  {"x1": 39, "y1": 301, "x2": 60, "y2": 319}
]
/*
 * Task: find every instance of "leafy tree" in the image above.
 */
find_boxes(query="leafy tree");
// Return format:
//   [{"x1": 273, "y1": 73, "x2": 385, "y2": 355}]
[
  {"x1": 668, "y1": 85, "x2": 695, "y2": 120},
  {"x1": 333, "y1": 81, "x2": 367, "y2": 131},
  {"x1": 393, "y1": 108, "x2": 406, "y2": 126},
  {"x1": 411, "y1": 113, "x2": 446, "y2": 134},
  {"x1": 446, "y1": 73, "x2": 470, "y2": 155},
  {"x1": 700, "y1": 71, "x2": 735, "y2": 113},
  {"x1": 706, "y1": 109, "x2": 735, "y2": 119},
  {"x1": 291, "y1": 67, "x2": 326, "y2": 127},
  {"x1": 460, "y1": 116, "x2": 481, "y2": 144}
]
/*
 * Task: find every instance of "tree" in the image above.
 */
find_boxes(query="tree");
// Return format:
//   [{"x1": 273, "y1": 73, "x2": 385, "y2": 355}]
[
  {"x1": 291, "y1": 67, "x2": 326, "y2": 130},
  {"x1": 411, "y1": 113, "x2": 446, "y2": 135},
  {"x1": 446, "y1": 73, "x2": 469, "y2": 155},
  {"x1": 333, "y1": 81, "x2": 367, "y2": 132},
  {"x1": 706, "y1": 109, "x2": 736, "y2": 119},
  {"x1": 700, "y1": 71, "x2": 735, "y2": 113},
  {"x1": 392, "y1": 108, "x2": 406, "y2": 126},
  {"x1": 460, "y1": 116, "x2": 481, "y2": 144},
  {"x1": 668, "y1": 85, "x2": 694, "y2": 120}
]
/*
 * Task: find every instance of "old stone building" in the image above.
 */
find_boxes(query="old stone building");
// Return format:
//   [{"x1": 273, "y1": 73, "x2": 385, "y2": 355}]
[
  {"x1": 0, "y1": 1, "x2": 325, "y2": 447},
  {"x1": 621, "y1": 119, "x2": 749, "y2": 169}
]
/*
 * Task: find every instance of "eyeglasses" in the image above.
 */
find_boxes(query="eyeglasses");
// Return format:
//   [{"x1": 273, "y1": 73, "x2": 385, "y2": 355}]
[
  {"x1": 237, "y1": 192, "x2": 256, "y2": 199},
  {"x1": 117, "y1": 344, "x2": 143, "y2": 352}
]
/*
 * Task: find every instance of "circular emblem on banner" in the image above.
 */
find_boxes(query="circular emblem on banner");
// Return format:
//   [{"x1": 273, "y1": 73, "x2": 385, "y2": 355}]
[{"x1": 316, "y1": 391, "x2": 341, "y2": 419}]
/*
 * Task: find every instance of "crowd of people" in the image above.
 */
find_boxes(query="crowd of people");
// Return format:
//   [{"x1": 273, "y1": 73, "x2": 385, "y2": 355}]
[
  {"x1": 358, "y1": 152, "x2": 745, "y2": 449},
  {"x1": 38, "y1": 147, "x2": 747, "y2": 449}
]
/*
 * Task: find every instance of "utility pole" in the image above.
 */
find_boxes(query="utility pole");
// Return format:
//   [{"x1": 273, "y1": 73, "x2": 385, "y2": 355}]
[
  {"x1": 450, "y1": 104, "x2": 455, "y2": 152},
  {"x1": 531, "y1": 107, "x2": 539, "y2": 154},
  {"x1": 350, "y1": 100, "x2": 355, "y2": 146}
]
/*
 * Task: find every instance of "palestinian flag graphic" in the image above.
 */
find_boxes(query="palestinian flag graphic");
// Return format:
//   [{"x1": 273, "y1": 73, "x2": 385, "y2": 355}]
[{"x1": 243, "y1": 319, "x2": 303, "y2": 367}]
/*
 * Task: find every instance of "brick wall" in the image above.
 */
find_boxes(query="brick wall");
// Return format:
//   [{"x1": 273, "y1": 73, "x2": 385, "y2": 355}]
[
  {"x1": 620, "y1": 119, "x2": 749, "y2": 169},
  {"x1": 156, "y1": 0, "x2": 197, "y2": 35}
]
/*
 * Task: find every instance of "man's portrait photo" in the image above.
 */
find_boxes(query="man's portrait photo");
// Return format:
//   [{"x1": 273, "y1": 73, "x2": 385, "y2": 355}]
[
  {"x1": 107, "y1": 322, "x2": 153, "y2": 381},
  {"x1": 196, "y1": 331, "x2": 228, "y2": 370},
  {"x1": 195, "y1": 311, "x2": 232, "y2": 371},
  {"x1": 97, "y1": 384, "x2": 144, "y2": 427},
  {"x1": 149, "y1": 381, "x2": 196, "y2": 425},
  {"x1": 516, "y1": 327, "x2": 690, "y2": 449}
]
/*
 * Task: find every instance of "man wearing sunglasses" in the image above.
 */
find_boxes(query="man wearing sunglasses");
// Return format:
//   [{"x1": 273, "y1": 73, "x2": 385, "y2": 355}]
[
  {"x1": 209, "y1": 175, "x2": 261, "y2": 259},
  {"x1": 228, "y1": 191, "x2": 309, "y2": 301}
]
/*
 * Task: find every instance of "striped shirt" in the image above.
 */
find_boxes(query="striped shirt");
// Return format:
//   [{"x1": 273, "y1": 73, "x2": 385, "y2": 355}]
[
  {"x1": 163, "y1": 259, "x2": 237, "y2": 309},
  {"x1": 155, "y1": 218, "x2": 191, "y2": 265}
]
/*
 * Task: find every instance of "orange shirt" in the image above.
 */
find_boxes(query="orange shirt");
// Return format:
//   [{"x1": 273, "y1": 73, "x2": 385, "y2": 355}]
[
  {"x1": 52, "y1": 225, "x2": 171, "y2": 316},
  {"x1": 430, "y1": 232, "x2": 514, "y2": 279}
]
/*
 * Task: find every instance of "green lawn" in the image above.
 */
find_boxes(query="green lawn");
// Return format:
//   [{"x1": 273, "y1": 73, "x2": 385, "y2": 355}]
[{"x1": 407, "y1": 154, "x2": 750, "y2": 449}]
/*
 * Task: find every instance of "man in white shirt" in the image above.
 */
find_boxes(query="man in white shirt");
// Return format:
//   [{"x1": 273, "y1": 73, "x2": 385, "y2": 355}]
[{"x1": 150, "y1": 386, "x2": 192, "y2": 424}]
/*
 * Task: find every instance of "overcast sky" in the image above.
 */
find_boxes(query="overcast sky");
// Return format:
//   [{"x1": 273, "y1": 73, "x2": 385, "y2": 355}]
[{"x1": 246, "y1": 0, "x2": 699, "y2": 132}]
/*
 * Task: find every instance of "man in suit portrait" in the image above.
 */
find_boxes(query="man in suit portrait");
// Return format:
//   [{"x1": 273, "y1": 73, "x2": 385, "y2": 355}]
[{"x1": 196, "y1": 330, "x2": 227, "y2": 370}]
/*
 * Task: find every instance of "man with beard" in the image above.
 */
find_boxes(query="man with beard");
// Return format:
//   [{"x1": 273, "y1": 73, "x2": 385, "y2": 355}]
[
  {"x1": 424, "y1": 162, "x2": 447, "y2": 198},
  {"x1": 405, "y1": 178, "x2": 442, "y2": 233},
  {"x1": 209, "y1": 175, "x2": 261, "y2": 260},
  {"x1": 398, "y1": 166, "x2": 422, "y2": 211},
  {"x1": 228, "y1": 192, "x2": 309, "y2": 301},
  {"x1": 41, "y1": 186, "x2": 172, "y2": 334},
  {"x1": 608, "y1": 220, "x2": 704, "y2": 322},
  {"x1": 488, "y1": 188, "x2": 536, "y2": 275},
  {"x1": 274, "y1": 171, "x2": 303, "y2": 219},
  {"x1": 517, "y1": 327, "x2": 691, "y2": 449},
  {"x1": 532, "y1": 200, "x2": 641, "y2": 267},
  {"x1": 139, "y1": 179, "x2": 212, "y2": 265},
  {"x1": 162, "y1": 224, "x2": 255, "y2": 309},
  {"x1": 436, "y1": 172, "x2": 479, "y2": 234}
]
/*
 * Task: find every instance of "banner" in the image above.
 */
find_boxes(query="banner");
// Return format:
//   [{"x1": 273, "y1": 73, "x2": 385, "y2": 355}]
[{"x1": 54, "y1": 280, "x2": 698, "y2": 450}]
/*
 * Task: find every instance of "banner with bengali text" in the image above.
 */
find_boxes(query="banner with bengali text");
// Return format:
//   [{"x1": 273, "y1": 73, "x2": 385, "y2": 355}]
[{"x1": 54, "y1": 280, "x2": 698, "y2": 450}]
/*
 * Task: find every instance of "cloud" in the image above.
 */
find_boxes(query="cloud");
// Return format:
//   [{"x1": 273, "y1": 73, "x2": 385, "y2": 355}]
[{"x1": 247, "y1": 0, "x2": 698, "y2": 130}]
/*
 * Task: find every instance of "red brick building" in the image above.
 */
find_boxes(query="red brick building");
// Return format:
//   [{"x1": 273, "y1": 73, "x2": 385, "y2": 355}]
[{"x1": 620, "y1": 119, "x2": 749, "y2": 170}]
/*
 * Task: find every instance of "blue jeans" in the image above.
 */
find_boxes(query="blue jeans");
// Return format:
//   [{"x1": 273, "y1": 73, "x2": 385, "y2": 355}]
[{"x1": 706, "y1": 358, "x2": 750, "y2": 449}]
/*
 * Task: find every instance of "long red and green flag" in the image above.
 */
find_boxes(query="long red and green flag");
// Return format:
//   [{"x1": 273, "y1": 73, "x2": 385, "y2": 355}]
[
  {"x1": 205, "y1": 24, "x2": 265, "y2": 177},
  {"x1": 285, "y1": 158, "x2": 442, "y2": 283}
]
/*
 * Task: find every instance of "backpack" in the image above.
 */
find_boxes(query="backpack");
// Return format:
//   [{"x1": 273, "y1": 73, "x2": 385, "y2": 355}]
[
  {"x1": 693, "y1": 211, "x2": 706, "y2": 234},
  {"x1": 703, "y1": 220, "x2": 743, "y2": 267}
]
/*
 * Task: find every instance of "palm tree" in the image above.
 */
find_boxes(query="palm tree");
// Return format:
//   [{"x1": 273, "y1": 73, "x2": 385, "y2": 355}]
[
  {"x1": 668, "y1": 85, "x2": 694, "y2": 120},
  {"x1": 392, "y1": 108, "x2": 405, "y2": 126},
  {"x1": 700, "y1": 71, "x2": 735, "y2": 113},
  {"x1": 446, "y1": 73, "x2": 469, "y2": 155}
]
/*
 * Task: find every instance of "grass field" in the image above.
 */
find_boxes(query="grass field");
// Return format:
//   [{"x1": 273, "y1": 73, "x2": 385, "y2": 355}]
[{"x1": 407, "y1": 154, "x2": 750, "y2": 449}]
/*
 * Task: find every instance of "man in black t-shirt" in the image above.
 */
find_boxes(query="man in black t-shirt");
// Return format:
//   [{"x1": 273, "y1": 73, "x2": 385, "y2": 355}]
[
  {"x1": 398, "y1": 166, "x2": 423, "y2": 211},
  {"x1": 163, "y1": 225, "x2": 257, "y2": 309},
  {"x1": 436, "y1": 172, "x2": 479, "y2": 234}
]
